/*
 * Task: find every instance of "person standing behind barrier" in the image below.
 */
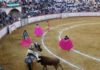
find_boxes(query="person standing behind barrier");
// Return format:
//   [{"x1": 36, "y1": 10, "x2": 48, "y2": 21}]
[{"x1": 7, "y1": 25, "x2": 10, "y2": 34}]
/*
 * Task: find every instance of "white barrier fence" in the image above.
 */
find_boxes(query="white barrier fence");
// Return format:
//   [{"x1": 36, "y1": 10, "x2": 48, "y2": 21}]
[
  {"x1": 0, "y1": 12, "x2": 100, "y2": 39},
  {"x1": 0, "y1": 27, "x2": 7, "y2": 39},
  {"x1": 61, "y1": 12, "x2": 100, "y2": 18},
  {"x1": 9, "y1": 21, "x2": 21, "y2": 34},
  {"x1": 28, "y1": 14, "x2": 61, "y2": 23}
]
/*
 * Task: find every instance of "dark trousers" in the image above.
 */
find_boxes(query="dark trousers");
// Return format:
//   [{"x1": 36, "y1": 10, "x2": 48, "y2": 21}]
[{"x1": 27, "y1": 63, "x2": 32, "y2": 70}]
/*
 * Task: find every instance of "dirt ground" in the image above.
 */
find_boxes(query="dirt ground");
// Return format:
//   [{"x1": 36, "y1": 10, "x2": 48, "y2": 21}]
[{"x1": 0, "y1": 17, "x2": 100, "y2": 70}]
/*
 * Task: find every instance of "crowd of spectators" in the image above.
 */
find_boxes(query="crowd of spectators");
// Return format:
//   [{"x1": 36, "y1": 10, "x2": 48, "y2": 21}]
[
  {"x1": 0, "y1": 1, "x2": 7, "y2": 7},
  {"x1": 0, "y1": 0, "x2": 100, "y2": 12},
  {"x1": 0, "y1": 0, "x2": 100, "y2": 28},
  {"x1": 0, "y1": 9, "x2": 14, "y2": 28},
  {"x1": 0, "y1": 0, "x2": 20, "y2": 8},
  {"x1": 21, "y1": 0, "x2": 100, "y2": 17}
]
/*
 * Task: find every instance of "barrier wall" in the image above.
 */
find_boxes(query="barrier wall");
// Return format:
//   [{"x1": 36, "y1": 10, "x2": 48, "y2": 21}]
[
  {"x1": 0, "y1": 12, "x2": 100, "y2": 39},
  {"x1": 0, "y1": 27, "x2": 7, "y2": 39},
  {"x1": 9, "y1": 21, "x2": 21, "y2": 33},
  {"x1": 61, "y1": 12, "x2": 100, "y2": 18},
  {"x1": 28, "y1": 14, "x2": 61, "y2": 23}
]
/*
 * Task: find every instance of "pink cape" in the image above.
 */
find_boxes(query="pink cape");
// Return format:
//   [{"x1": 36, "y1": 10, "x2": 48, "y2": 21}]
[
  {"x1": 34, "y1": 26, "x2": 44, "y2": 37},
  {"x1": 20, "y1": 38, "x2": 32, "y2": 47},
  {"x1": 59, "y1": 39, "x2": 73, "y2": 51}
]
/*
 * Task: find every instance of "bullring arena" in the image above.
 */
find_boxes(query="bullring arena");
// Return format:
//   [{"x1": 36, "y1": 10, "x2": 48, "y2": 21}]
[{"x1": 0, "y1": 16, "x2": 100, "y2": 70}]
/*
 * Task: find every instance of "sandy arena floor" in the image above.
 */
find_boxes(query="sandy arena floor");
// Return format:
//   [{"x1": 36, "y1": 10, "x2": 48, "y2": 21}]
[{"x1": 0, "y1": 17, "x2": 100, "y2": 70}]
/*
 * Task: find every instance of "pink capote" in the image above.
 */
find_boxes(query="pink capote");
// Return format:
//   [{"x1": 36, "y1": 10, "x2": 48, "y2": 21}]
[
  {"x1": 34, "y1": 26, "x2": 44, "y2": 37},
  {"x1": 20, "y1": 38, "x2": 32, "y2": 47},
  {"x1": 59, "y1": 38, "x2": 73, "y2": 51}
]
